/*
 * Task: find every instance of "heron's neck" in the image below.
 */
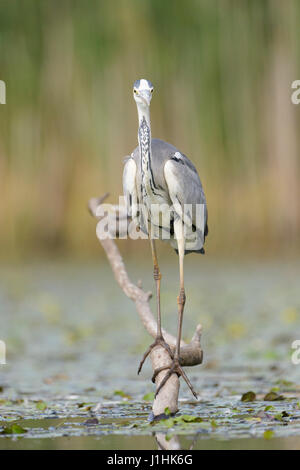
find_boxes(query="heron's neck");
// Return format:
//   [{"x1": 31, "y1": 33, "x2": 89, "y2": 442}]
[
  {"x1": 137, "y1": 105, "x2": 151, "y2": 164},
  {"x1": 137, "y1": 104, "x2": 159, "y2": 199}
]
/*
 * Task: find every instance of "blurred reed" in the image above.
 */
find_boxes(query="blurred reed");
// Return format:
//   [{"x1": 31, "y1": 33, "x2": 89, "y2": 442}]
[{"x1": 0, "y1": 0, "x2": 299, "y2": 259}]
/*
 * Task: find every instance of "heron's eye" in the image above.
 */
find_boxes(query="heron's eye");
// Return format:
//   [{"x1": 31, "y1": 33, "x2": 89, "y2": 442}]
[
  {"x1": 151, "y1": 89, "x2": 153, "y2": 93},
  {"x1": 133, "y1": 89, "x2": 137, "y2": 94}
]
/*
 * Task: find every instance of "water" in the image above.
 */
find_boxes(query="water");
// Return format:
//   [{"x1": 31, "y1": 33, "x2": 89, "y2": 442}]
[{"x1": 0, "y1": 259, "x2": 300, "y2": 449}]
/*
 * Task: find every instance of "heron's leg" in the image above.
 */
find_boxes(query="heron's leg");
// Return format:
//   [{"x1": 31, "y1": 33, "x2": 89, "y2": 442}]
[
  {"x1": 151, "y1": 237, "x2": 163, "y2": 338},
  {"x1": 154, "y1": 221, "x2": 198, "y2": 399},
  {"x1": 137, "y1": 238, "x2": 173, "y2": 375}
]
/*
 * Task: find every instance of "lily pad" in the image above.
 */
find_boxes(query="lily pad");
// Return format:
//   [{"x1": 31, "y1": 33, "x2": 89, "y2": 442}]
[
  {"x1": 36, "y1": 401, "x2": 47, "y2": 411},
  {"x1": 263, "y1": 430, "x2": 274, "y2": 440},
  {"x1": 241, "y1": 391, "x2": 256, "y2": 402},
  {"x1": 264, "y1": 392, "x2": 285, "y2": 401},
  {"x1": 143, "y1": 392, "x2": 155, "y2": 402},
  {"x1": 1, "y1": 423, "x2": 27, "y2": 435},
  {"x1": 114, "y1": 390, "x2": 132, "y2": 400}
]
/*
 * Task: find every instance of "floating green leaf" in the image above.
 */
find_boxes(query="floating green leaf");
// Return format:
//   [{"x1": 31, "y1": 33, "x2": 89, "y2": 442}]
[
  {"x1": 274, "y1": 413, "x2": 283, "y2": 422},
  {"x1": 263, "y1": 430, "x2": 274, "y2": 440},
  {"x1": 275, "y1": 411, "x2": 289, "y2": 421},
  {"x1": 241, "y1": 391, "x2": 256, "y2": 402},
  {"x1": 179, "y1": 415, "x2": 203, "y2": 423},
  {"x1": 36, "y1": 401, "x2": 47, "y2": 411},
  {"x1": 114, "y1": 390, "x2": 132, "y2": 400},
  {"x1": 1, "y1": 423, "x2": 27, "y2": 435},
  {"x1": 159, "y1": 414, "x2": 203, "y2": 428},
  {"x1": 0, "y1": 399, "x2": 12, "y2": 406},
  {"x1": 143, "y1": 392, "x2": 155, "y2": 402},
  {"x1": 264, "y1": 405, "x2": 275, "y2": 412},
  {"x1": 264, "y1": 392, "x2": 285, "y2": 401}
]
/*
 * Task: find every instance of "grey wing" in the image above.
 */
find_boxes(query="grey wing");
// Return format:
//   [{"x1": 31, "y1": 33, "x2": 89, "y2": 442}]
[
  {"x1": 164, "y1": 152, "x2": 208, "y2": 253},
  {"x1": 123, "y1": 154, "x2": 150, "y2": 236},
  {"x1": 123, "y1": 156, "x2": 138, "y2": 220}
]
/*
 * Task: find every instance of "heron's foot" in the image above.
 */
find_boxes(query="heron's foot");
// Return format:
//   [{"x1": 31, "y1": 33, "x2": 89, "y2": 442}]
[
  {"x1": 152, "y1": 358, "x2": 198, "y2": 400},
  {"x1": 137, "y1": 335, "x2": 173, "y2": 375}
]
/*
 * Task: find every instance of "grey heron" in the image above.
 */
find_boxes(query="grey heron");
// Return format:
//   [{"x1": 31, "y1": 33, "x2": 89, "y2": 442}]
[{"x1": 123, "y1": 79, "x2": 208, "y2": 398}]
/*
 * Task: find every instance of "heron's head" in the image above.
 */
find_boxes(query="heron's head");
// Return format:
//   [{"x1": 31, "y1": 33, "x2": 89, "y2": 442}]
[{"x1": 133, "y1": 79, "x2": 154, "y2": 107}]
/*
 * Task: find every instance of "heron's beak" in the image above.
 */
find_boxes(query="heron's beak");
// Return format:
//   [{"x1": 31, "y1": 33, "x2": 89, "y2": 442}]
[{"x1": 139, "y1": 90, "x2": 152, "y2": 106}]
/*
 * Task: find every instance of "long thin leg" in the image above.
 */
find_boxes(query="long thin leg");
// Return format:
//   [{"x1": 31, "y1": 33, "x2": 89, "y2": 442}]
[
  {"x1": 154, "y1": 220, "x2": 198, "y2": 399},
  {"x1": 137, "y1": 238, "x2": 173, "y2": 374},
  {"x1": 150, "y1": 238, "x2": 162, "y2": 338},
  {"x1": 175, "y1": 233, "x2": 185, "y2": 361}
]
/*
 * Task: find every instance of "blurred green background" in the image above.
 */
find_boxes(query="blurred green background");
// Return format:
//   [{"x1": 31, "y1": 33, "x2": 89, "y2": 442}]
[{"x1": 0, "y1": 0, "x2": 299, "y2": 260}]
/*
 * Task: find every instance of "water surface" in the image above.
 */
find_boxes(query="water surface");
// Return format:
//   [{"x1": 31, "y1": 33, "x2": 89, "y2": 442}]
[{"x1": 0, "y1": 259, "x2": 300, "y2": 449}]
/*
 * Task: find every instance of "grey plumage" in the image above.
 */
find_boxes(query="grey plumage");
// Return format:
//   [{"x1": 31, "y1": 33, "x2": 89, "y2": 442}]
[{"x1": 124, "y1": 138, "x2": 208, "y2": 253}]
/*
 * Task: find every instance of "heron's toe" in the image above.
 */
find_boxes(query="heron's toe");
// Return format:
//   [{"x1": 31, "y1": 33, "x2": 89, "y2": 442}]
[
  {"x1": 154, "y1": 358, "x2": 198, "y2": 400},
  {"x1": 137, "y1": 336, "x2": 173, "y2": 375}
]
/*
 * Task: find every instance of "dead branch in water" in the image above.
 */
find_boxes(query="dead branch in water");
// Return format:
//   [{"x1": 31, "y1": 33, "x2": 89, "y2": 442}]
[{"x1": 88, "y1": 193, "x2": 203, "y2": 418}]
